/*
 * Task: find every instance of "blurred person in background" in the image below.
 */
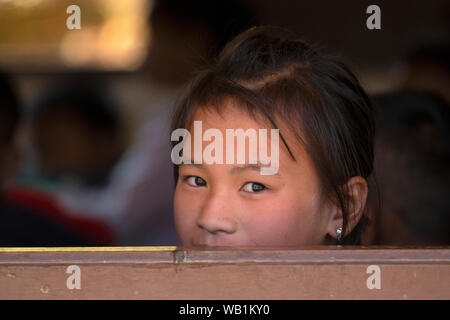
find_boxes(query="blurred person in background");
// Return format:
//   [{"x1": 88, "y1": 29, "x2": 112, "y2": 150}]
[
  {"x1": 0, "y1": 75, "x2": 20, "y2": 191},
  {"x1": 28, "y1": 85, "x2": 123, "y2": 187},
  {"x1": 0, "y1": 74, "x2": 95, "y2": 246},
  {"x1": 7, "y1": 82, "x2": 120, "y2": 245},
  {"x1": 365, "y1": 91, "x2": 450, "y2": 245},
  {"x1": 401, "y1": 44, "x2": 450, "y2": 104}
]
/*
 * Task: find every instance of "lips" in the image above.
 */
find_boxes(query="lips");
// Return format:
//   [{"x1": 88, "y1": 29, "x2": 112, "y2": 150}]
[
  {"x1": 190, "y1": 237, "x2": 242, "y2": 247},
  {"x1": 191, "y1": 242, "x2": 209, "y2": 247},
  {"x1": 191, "y1": 239, "x2": 217, "y2": 247}
]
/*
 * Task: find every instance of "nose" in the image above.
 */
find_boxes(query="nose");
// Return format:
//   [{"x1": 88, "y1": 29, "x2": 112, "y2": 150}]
[{"x1": 197, "y1": 191, "x2": 238, "y2": 235}]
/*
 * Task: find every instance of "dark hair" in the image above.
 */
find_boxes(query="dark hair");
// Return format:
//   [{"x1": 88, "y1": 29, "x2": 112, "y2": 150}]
[
  {"x1": 0, "y1": 73, "x2": 21, "y2": 146},
  {"x1": 31, "y1": 84, "x2": 120, "y2": 135},
  {"x1": 171, "y1": 26, "x2": 375, "y2": 245},
  {"x1": 372, "y1": 90, "x2": 450, "y2": 244}
]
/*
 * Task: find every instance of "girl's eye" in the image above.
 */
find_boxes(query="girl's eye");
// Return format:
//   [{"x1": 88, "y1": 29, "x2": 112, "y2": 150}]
[
  {"x1": 242, "y1": 182, "x2": 266, "y2": 193},
  {"x1": 185, "y1": 176, "x2": 207, "y2": 187}
]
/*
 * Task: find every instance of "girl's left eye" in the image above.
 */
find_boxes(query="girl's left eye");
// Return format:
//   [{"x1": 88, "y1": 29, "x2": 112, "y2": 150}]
[{"x1": 242, "y1": 182, "x2": 266, "y2": 193}]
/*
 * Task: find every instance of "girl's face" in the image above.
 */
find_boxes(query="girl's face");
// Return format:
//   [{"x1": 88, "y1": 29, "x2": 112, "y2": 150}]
[{"x1": 174, "y1": 103, "x2": 334, "y2": 247}]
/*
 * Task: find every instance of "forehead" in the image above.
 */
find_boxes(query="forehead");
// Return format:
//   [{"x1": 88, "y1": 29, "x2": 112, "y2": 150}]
[
  {"x1": 188, "y1": 101, "x2": 311, "y2": 169},
  {"x1": 189, "y1": 100, "x2": 268, "y2": 131}
]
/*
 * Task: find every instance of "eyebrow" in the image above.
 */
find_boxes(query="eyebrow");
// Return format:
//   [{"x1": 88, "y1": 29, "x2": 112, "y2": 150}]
[
  {"x1": 230, "y1": 164, "x2": 264, "y2": 174},
  {"x1": 182, "y1": 163, "x2": 280, "y2": 176},
  {"x1": 180, "y1": 163, "x2": 203, "y2": 168}
]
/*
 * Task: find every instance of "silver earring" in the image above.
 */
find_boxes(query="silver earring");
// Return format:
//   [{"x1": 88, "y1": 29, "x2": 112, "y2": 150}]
[{"x1": 336, "y1": 227, "x2": 342, "y2": 241}]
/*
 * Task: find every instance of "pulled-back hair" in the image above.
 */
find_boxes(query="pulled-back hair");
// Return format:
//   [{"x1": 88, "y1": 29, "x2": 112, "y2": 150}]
[{"x1": 172, "y1": 26, "x2": 375, "y2": 244}]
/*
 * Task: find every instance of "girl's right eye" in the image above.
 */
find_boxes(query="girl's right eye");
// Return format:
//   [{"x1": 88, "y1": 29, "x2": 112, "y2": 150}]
[{"x1": 185, "y1": 176, "x2": 207, "y2": 187}]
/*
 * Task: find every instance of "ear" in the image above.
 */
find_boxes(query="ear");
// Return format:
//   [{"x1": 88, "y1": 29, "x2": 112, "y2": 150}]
[{"x1": 326, "y1": 176, "x2": 368, "y2": 240}]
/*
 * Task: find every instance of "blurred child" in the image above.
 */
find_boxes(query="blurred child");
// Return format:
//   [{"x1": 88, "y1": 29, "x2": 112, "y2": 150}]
[
  {"x1": 29, "y1": 85, "x2": 123, "y2": 187},
  {"x1": 0, "y1": 74, "x2": 93, "y2": 246},
  {"x1": 401, "y1": 44, "x2": 450, "y2": 104},
  {"x1": 171, "y1": 27, "x2": 375, "y2": 246},
  {"x1": 368, "y1": 91, "x2": 450, "y2": 245},
  {"x1": 0, "y1": 75, "x2": 20, "y2": 191}
]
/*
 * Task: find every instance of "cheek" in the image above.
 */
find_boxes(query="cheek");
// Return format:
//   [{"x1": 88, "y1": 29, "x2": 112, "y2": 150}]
[
  {"x1": 242, "y1": 191, "x2": 323, "y2": 246},
  {"x1": 174, "y1": 184, "x2": 199, "y2": 243}
]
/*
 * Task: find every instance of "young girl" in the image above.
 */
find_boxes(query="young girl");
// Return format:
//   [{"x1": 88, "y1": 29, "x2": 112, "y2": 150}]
[{"x1": 171, "y1": 26, "x2": 375, "y2": 247}]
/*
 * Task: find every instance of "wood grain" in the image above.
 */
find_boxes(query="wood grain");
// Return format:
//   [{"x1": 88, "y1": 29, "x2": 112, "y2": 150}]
[{"x1": 0, "y1": 246, "x2": 449, "y2": 299}]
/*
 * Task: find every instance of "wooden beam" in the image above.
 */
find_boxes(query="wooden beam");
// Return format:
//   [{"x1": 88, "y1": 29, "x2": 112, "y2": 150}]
[{"x1": 0, "y1": 247, "x2": 449, "y2": 299}]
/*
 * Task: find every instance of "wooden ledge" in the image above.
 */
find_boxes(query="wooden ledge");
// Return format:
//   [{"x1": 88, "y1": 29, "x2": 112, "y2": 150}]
[
  {"x1": 0, "y1": 246, "x2": 449, "y2": 299},
  {"x1": 0, "y1": 246, "x2": 448, "y2": 265}
]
